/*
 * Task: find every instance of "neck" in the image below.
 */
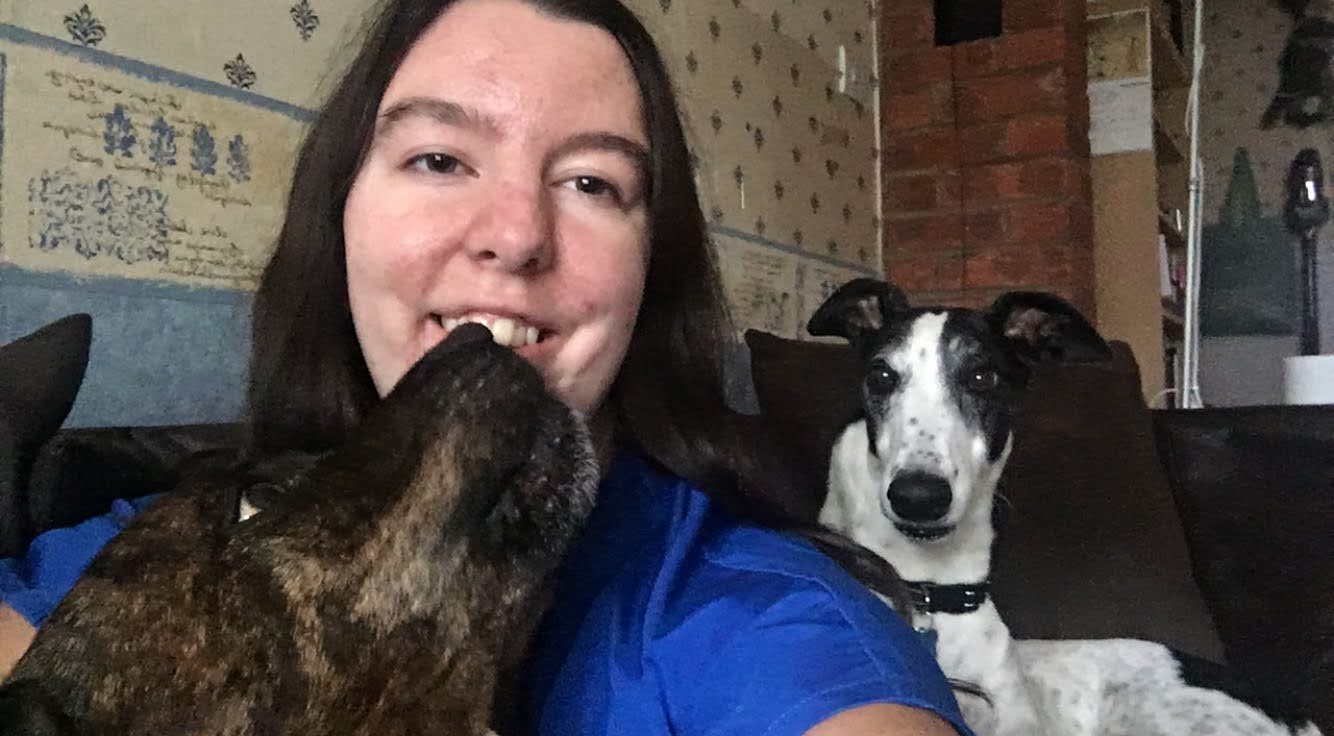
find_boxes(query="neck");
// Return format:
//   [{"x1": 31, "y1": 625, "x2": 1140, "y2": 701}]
[{"x1": 869, "y1": 502, "x2": 995, "y2": 586}]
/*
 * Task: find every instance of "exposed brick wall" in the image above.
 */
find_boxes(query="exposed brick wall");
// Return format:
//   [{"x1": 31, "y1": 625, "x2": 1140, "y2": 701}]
[{"x1": 880, "y1": 0, "x2": 1095, "y2": 314}]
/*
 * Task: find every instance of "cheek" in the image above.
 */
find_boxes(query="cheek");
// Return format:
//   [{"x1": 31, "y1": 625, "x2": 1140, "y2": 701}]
[
  {"x1": 553, "y1": 224, "x2": 647, "y2": 409},
  {"x1": 342, "y1": 172, "x2": 440, "y2": 394},
  {"x1": 344, "y1": 177, "x2": 397, "y2": 299},
  {"x1": 344, "y1": 173, "x2": 442, "y2": 306},
  {"x1": 565, "y1": 218, "x2": 648, "y2": 327}
]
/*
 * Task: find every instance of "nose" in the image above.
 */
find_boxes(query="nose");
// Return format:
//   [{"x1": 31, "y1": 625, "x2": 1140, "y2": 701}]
[
  {"x1": 465, "y1": 181, "x2": 554, "y2": 273},
  {"x1": 886, "y1": 472, "x2": 952, "y2": 523}
]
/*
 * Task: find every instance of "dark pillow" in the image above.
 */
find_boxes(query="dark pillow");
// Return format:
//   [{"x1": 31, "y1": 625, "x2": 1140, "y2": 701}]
[
  {"x1": 0, "y1": 314, "x2": 93, "y2": 557},
  {"x1": 743, "y1": 329, "x2": 860, "y2": 520},
  {"x1": 1155, "y1": 407, "x2": 1334, "y2": 731},
  {"x1": 993, "y1": 343, "x2": 1223, "y2": 661},
  {"x1": 24, "y1": 424, "x2": 243, "y2": 542},
  {"x1": 744, "y1": 329, "x2": 1224, "y2": 661}
]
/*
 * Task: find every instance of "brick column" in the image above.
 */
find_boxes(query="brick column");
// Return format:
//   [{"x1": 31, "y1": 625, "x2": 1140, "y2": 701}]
[{"x1": 880, "y1": 0, "x2": 1095, "y2": 315}]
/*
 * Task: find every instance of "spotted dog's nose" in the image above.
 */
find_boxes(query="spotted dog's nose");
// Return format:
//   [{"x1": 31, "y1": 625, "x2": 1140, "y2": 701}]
[{"x1": 886, "y1": 472, "x2": 952, "y2": 522}]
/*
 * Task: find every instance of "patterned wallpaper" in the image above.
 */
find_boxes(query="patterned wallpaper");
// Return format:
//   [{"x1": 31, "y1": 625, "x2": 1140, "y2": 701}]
[
  {"x1": 0, "y1": 0, "x2": 881, "y2": 425},
  {"x1": 1196, "y1": 0, "x2": 1334, "y2": 404},
  {"x1": 644, "y1": 0, "x2": 882, "y2": 337},
  {"x1": 1199, "y1": 0, "x2": 1332, "y2": 221}
]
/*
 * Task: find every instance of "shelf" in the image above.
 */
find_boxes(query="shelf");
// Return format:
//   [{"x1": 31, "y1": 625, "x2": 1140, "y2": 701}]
[
  {"x1": 1086, "y1": 0, "x2": 1191, "y2": 90},
  {"x1": 1149, "y1": 3, "x2": 1191, "y2": 91},
  {"x1": 1152, "y1": 109, "x2": 1186, "y2": 163},
  {"x1": 1162, "y1": 298, "x2": 1185, "y2": 338},
  {"x1": 1087, "y1": 0, "x2": 1195, "y2": 404},
  {"x1": 1158, "y1": 212, "x2": 1186, "y2": 249}
]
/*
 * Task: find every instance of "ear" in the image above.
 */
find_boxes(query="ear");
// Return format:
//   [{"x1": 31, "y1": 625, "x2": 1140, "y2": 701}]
[
  {"x1": 984, "y1": 292, "x2": 1112, "y2": 364},
  {"x1": 0, "y1": 313, "x2": 92, "y2": 444},
  {"x1": 807, "y1": 278, "x2": 910, "y2": 344}
]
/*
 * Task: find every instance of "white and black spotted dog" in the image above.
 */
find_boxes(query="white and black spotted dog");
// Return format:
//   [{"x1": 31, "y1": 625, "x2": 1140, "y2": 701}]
[{"x1": 810, "y1": 278, "x2": 1324, "y2": 736}]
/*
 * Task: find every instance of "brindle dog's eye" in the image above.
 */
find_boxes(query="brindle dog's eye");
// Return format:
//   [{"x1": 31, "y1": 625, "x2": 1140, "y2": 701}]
[
  {"x1": 966, "y1": 368, "x2": 1001, "y2": 393},
  {"x1": 866, "y1": 361, "x2": 900, "y2": 394}
]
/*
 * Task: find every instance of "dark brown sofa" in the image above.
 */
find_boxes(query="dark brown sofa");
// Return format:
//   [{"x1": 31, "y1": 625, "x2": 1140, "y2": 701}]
[
  {"x1": 744, "y1": 328, "x2": 1333, "y2": 731},
  {"x1": 3, "y1": 316, "x2": 1331, "y2": 731}
]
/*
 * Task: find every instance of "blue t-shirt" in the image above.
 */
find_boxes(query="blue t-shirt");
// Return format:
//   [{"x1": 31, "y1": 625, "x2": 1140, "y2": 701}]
[
  {"x1": 0, "y1": 495, "x2": 159, "y2": 627},
  {"x1": 0, "y1": 453, "x2": 970, "y2": 735}
]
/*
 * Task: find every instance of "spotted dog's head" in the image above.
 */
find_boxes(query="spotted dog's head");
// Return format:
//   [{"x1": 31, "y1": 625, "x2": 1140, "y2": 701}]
[{"x1": 811, "y1": 279, "x2": 1110, "y2": 545}]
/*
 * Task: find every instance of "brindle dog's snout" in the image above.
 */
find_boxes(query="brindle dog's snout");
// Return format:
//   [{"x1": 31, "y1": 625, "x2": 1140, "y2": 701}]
[
  {"x1": 887, "y1": 472, "x2": 952, "y2": 523},
  {"x1": 443, "y1": 321, "x2": 495, "y2": 348},
  {"x1": 393, "y1": 321, "x2": 548, "y2": 439},
  {"x1": 0, "y1": 311, "x2": 596, "y2": 736}
]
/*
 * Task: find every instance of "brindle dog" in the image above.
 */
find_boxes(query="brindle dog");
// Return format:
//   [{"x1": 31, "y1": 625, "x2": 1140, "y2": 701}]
[{"x1": 0, "y1": 323, "x2": 598, "y2": 736}]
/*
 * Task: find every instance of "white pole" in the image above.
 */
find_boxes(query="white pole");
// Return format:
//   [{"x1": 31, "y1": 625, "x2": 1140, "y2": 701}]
[{"x1": 1181, "y1": 0, "x2": 1207, "y2": 408}]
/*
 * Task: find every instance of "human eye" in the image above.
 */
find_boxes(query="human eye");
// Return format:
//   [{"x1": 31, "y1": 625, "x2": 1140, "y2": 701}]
[
  {"x1": 564, "y1": 175, "x2": 624, "y2": 204},
  {"x1": 405, "y1": 152, "x2": 465, "y2": 176}
]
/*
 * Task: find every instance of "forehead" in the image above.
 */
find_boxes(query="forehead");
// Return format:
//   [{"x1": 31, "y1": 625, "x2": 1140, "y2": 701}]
[
  {"x1": 874, "y1": 310, "x2": 994, "y2": 368},
  {"x1": 383, "y1": 0, "x2": 645, "y2": 139}
]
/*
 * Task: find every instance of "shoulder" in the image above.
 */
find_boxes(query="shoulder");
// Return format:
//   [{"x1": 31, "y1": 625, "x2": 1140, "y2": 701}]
[
  {"x1": 612, "y1": 451, "x2": 935, "y2": 677},
  {"x1": 658, "y1": 517, "x2": 948, "y2": 686},
  {"x1": 640, "y1": 486, "x2": 967, "y2": 735},
  {"x1": 0, "y1": 495, "x2": 160, "y2": 628}
]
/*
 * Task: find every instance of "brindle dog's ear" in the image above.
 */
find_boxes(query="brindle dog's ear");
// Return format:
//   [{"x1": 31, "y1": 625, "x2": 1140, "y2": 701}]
[
  {"x1": 984, "y1": 291, "x2": 1112, "y2": 365},
  {"x1": 807, "y1": 278, "x2": 909, "y2": 345}
]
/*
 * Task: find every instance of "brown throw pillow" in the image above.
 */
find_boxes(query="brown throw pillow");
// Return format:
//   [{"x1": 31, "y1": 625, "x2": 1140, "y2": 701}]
[
  {"x1": 994, "y1": 343, "x2": 1223, "y2": 661},
  {"x1": 743, "y1": 329, "x2": 861, "y2": 521}
]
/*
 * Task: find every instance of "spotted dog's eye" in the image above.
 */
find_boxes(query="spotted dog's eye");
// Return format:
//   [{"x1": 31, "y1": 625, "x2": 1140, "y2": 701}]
[
  {"x1": 966, "y1": 368, "x2": 1001, "y2": 394},
  {"x1": 866, "y1": 360, "x2": 900, "y2": 394}
]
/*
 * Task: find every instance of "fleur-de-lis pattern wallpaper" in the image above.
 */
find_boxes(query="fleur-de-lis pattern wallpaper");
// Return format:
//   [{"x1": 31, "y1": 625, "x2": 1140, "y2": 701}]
[
  {"x1": 1201, "y1": 0, "x2": 1334, "y2": 220},
  {"x1": 0, "y1": 0, "x2": 880, "y2": 425},
  {"x1": 1196, "y1": 0, "x2": 1334, "y2": 403},
  {"x1": 637, "y1": 0, "x2": 882, "y2": 340}
]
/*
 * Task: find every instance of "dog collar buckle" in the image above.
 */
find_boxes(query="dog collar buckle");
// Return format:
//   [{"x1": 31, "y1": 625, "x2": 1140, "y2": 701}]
[{"x1": 906, "y1": 580, "x2": 989, "y2": 614}]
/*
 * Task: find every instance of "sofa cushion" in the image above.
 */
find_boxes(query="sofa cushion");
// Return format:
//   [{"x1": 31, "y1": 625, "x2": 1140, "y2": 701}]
[
  {"x1": 744, "y1": 329, "x2": 1224, "y2": 661},
  {"x1": 1155, "y1": 407, "x2": 1334, "y2": 731},
  {"x1": 0, "y1": 315, "x2": 92, "y2": 557},
  {"x1": 743, "y1": 329, "x2": 861, "y2": 519},
  {"x1": 993, "y1": 343, "x2": 1223, "y2": 661},
  {"x1": 23, "y1": 424, "x2": 243, "y2": 543}
]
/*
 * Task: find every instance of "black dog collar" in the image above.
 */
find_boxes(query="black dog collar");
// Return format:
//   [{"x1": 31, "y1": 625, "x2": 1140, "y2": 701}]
[{"x1": 906, "y1": 581, "x2": 989, "y2": 614}]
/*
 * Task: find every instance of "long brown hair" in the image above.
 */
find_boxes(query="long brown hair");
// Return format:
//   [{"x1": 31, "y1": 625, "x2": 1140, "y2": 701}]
[{"x1": 246, "y1": 0, "x2": 911, "y2": 610}]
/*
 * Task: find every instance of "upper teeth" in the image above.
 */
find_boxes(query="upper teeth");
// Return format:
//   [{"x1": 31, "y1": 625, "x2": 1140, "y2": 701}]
[{"x1": 443, "y1": 314, "x2": 541, "y2": 348}]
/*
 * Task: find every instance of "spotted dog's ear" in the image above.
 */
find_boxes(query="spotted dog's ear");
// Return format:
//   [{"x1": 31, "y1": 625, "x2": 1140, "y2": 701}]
[
  {"x1": 984, "y1": 291, "x2": 1112, "y2": 365},
  {"x1": 807, "y1": 278, "x2": 909, "y2": 345}
]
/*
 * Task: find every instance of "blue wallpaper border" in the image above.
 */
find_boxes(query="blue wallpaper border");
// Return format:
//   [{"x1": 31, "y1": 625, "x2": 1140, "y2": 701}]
[
  {"x1": 0, "y1": 23, "x2": 317, "y2": 122},
  {"x1": 0, "y1": 264, "x2": 250, "y2": 306}
]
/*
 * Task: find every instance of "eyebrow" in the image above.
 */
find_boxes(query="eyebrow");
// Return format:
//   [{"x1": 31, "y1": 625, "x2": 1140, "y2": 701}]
[
  {"x1": 377, "y1": 96, "x2": 500, "y2": 137},
  {"x1": 550, "y1": 132, "x2": 652, "y2": 177}
]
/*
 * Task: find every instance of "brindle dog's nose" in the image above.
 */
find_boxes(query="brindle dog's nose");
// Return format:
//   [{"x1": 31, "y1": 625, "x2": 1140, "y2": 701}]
[
  {"x1": 886, "y1": 472, "x2": 952, "y2": 522},
  {"x1": 443, "y1": 322, "x2": 493, "y2": 348}
]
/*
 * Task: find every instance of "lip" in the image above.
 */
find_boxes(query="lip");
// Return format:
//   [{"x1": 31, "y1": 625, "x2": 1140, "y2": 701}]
[
  {"x1": 425, "y1": 310, "x2": 560, "y2": 362},
  {"x1": 432, "y1": 305, "x2": 554, "y2": 333},
  {"x1": 894, "y1": 522, "x2": 955, "y2": 542}
]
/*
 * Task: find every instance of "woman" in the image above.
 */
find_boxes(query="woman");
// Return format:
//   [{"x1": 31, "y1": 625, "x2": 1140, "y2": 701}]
[{"x1": 0, "y1": 1, "x2": 970, "y2": 733}]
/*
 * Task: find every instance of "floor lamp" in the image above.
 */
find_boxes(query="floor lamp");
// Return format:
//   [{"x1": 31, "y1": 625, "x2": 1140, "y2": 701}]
[{"x1": 1285, "y1": 148, "x2": 1329, "y2": 356}]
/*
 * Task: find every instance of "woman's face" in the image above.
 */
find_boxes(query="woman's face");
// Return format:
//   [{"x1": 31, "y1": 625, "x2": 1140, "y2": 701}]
[{"x1": 344, "y1": 0, "x2": 651, "y2": 416}]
